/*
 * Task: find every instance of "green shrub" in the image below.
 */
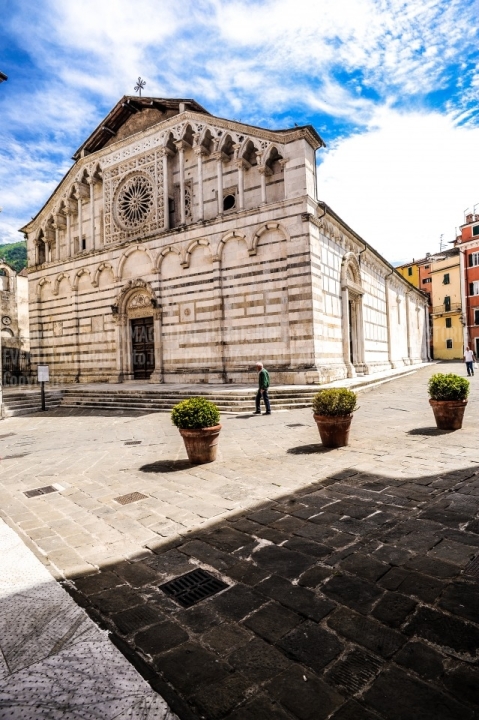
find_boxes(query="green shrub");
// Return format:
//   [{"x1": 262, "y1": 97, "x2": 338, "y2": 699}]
[
  {"x1": 312, "y1": 388, "x2": 357, "y2": 416},
  {"x1": 428, "y1": 373, "x2": 469, "y2": 401},
  {"x1": 171, "y1": 397, "x2": 220, "y2": 429}
]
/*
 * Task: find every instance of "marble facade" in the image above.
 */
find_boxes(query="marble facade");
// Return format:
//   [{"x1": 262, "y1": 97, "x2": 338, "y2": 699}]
[{"x1": 21, "y1": 97, "x2": 428, "y2": 385}]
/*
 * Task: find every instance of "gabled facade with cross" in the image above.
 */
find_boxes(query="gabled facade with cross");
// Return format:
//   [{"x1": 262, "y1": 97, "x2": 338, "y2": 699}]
[{"x1": 20, "y1": 96, "x2": 428, "y2": 385}]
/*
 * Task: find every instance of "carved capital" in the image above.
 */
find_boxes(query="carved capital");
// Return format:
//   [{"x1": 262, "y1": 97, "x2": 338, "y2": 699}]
[
  {"x1": 235, "y1": 157, "x2": 251, "y2": 171},
  {"x1": 212, "y1": 151, "x2": 229, "y2": 163},
  {"x1": 174, "y1": 139, "x2": 191, "y2": 153},
  {"x1": 258, "y1": 164, "x2": 273, "y2": 177},
  {"x1": 53, "y1": 214, "x2": 67, "y2": 230},
  {"x1": 193, "y1": 145, "x2": 208, "y2": 157},
  {"x1": 74, "y1": 182, "x2": 89, "y2": 200}
]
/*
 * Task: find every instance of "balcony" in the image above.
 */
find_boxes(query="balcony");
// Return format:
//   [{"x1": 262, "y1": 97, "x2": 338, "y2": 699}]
[{"x1": 431, "y1": 302, "x2": 462, "y2": 315}]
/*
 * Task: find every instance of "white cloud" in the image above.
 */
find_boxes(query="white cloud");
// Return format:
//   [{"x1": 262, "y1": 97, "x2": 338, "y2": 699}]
[{"x1": 317, "y1": 108, "x2": 479, "y2": 263}]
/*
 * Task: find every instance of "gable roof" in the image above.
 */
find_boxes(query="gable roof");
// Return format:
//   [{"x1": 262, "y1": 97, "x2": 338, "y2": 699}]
[{"x1": 73, "y1": 96, "x2": 210, "y2": 160}]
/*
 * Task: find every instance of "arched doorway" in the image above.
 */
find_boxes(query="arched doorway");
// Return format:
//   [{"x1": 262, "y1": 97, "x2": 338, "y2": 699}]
[
  {"x1": 341, "y1": 253, "x2": 367, "y2": 377},
  {"x1": 113, "y1": 280, "x2": 162, "y2": 382}
]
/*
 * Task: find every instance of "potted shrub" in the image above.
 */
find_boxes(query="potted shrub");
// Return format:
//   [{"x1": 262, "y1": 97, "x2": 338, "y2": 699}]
[
  {"x1": 171, "y1": 397, "x2": 221, "y2": 464},
  {"x1": 428, "y1": 373, "x2": 470, "y2": 430},
  {"x1": 312, "y1": 388, "x2": 357, "y2": 448}
]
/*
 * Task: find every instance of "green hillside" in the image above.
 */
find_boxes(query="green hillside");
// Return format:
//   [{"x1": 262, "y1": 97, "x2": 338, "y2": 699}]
[{"x1": 0, "y1": 241, "x2": 27, "y2": 272}]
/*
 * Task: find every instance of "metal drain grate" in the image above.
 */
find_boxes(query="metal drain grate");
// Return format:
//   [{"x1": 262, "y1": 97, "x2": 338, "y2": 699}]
[
  {"x1": 24, "y1": 485, "x2": 58, "y2": 499},
  {"x1": 287, "y1": 423, "x2": 307, "y2": 428},
  {"x1": 114, "y1": 491, "x2": 148, "y2": 505},
  {"x1": 124, "y1": 441, "x2": 142, "y2": 446},
  {"x1": 160, "y1": 568, "x2": 228, "y2": 608},
  {"x1": 464, "y1": 556, "x2": 479, "y2": 579}
]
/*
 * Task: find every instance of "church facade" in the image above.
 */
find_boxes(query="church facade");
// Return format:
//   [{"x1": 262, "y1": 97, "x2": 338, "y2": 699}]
[{"x1": 21, "y1": 97, "x2": 428, "y2": 385}]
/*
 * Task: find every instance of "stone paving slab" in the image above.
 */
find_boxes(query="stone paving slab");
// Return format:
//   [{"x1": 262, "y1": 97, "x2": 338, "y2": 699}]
[
  {"x1": 1, "y1": 362, "x2": 479, "y2": 718},
  {"x1": 0, "y1": 518, "x2": 177, "y2": 719}
]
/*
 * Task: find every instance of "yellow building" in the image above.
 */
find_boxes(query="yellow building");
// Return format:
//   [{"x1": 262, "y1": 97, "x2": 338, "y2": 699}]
[
  {"x1": 430, "y1": 249, "x2": 462, "y2": 359},
  {"x1": 397, "y1": 261, "x2": 420, "y2": 288}
]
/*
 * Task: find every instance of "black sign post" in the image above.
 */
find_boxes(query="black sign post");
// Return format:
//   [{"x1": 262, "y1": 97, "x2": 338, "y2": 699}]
[{"x1": 37, "y1": 365, "x2": 49, "y2": 411}]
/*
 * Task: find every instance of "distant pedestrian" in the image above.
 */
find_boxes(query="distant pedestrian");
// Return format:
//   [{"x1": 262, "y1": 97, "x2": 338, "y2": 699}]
[
  {"x1": 254, "y1": 362, "x2": 271, "y2": 415},
  {"x1": 464, "y1": 346, "x2": 475, "y2": 377}
]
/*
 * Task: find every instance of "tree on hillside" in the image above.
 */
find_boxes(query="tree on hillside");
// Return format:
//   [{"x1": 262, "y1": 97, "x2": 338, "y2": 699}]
[{"x1": 0, "y1": 242, "x2": 27, "y2": 272}]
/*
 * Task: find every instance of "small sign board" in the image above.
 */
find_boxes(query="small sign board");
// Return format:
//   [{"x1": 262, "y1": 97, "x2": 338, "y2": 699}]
[{"x1": 37, "y1": 365, "x2": 50, "y2": 383}]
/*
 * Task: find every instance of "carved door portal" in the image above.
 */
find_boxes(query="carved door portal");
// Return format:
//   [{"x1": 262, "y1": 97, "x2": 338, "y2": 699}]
[{"x1": 131, "y1": 317, "x2": 155, "y2": 379}]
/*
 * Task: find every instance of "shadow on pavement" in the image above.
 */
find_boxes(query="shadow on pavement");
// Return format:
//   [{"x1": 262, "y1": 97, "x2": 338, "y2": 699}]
[
  {"x1": 407, "y1": 427, "x2": 453, "y2": 436},
  {"x1": 139, "y1": 460, "x2": 193, "y2": 473},
  {"x1": 287, "y1": 443, "x2": 330, "y2": 454},
  {"x1": 44, "y1": 462, "x2": 479, "y2": 720}
]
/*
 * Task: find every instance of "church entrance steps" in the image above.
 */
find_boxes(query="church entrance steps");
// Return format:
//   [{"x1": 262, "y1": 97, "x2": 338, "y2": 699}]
[
  {"x1": 0, "y1": 363, "x2": 431, "y2": 417},
  {"x1": 59, "y1": 387, "x2": 319, "y2": 413},
  {"x1": 2, "y1": 390, "x2": 64, "y2": 417}
]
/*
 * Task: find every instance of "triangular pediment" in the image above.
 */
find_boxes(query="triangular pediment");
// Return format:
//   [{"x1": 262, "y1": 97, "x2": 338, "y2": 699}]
[{"x1": 73, "y1": 96, "x2": 210, "y2": 160}]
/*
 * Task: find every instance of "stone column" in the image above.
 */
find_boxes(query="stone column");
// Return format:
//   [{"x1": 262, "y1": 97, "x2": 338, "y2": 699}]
[
  {"x1": 212, "y1": 151, "x2": 226, "y2": 215},
  {"x1": 65, "y1": 210, "x2": 72, "y2": 258},
  {"x1": 75, "y1": 182, "x2": 89, "y2": 251},
  {"x1": 44, "y1": 227, "x2": 55, "y2": 264},
  {"x1": 212, "y1": 256, "x2": 226, "y2": 382},
  {"x1": 194, "y1": 146, "x2": 206, "y2": 221},
  {"x1": 112, "y1": 313, "x2": 125, "y2": 383},
  {"x1": 405, "y1": 291, "x2": 412, "y2": 364},
  {"x1": 77, "y1": 198, "x2": 83, "y2": 251},
  {"x1": 235, "y1": 158, "x2": 249, "y2": 210},
  {"x1": 174, "y1": 140, "x2": 189, "y2": 225},
  {"x1": 384, "y1": 277, "x2": 394, "y2": 367},
  {"x1": 161, "y1": 148, "x2": 173, "y2": 231},
  {"x1": 88, "y1": 177, "x2": 96, "y2": 251},
  {"x1": 258, "y1": 165, "x2": 272, "y2": 205},
  {"x1": 341, "y1": 288, "x2": 356, "y2": 378},
  {"x1": 53, "y1": 214, "x2": 66, "y2": 261},
  {"x1": 149, "y1": 309, "x2": 163, "y2": 384}
]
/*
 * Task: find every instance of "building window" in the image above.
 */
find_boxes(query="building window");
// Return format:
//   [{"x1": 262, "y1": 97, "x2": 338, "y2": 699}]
[
  {"x1": 443, "y1": 273, "x2": 450, "y2": 285},
  {"x1": 422, "y1": 278, "x2": 432, "y2": 284},
  {"x1": 445, "y1": 317, "x2": 452, "y2": 328},
  {"x1": 475, "y1": 309, "x2": 479, "y2": 325},
  {"x1": 446, "y1": 339, "x2": 453, "y2": 349},
  {"x1": 469, "y1": 252, "x2": 479, "y2": 267},
  {"x1": 407, "y1": 267, "x2": 413, "y2": 276},
  {"x1": 223, "y1": 193, "x2": 236, "y2": 212},
  {"x1": 444, "y1": 296, "x2": 451, "y2": 311},
  {"x1": 473, "y1": 225, "x2": 479, "y2": 237},
  {"x1": 469, "y1": 282, "x2": 479, "y2": 296},
  {"x1": 424, "y1": 265, "x2": 430, "y2": 269}
]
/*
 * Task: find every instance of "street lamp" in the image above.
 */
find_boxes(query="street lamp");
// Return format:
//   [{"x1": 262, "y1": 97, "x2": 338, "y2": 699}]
[{"x1": 0, "y1": 72, "x2": 7, "y2": 83}]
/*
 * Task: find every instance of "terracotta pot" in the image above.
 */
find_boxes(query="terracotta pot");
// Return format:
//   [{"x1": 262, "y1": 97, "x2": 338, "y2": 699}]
[
  {"x1": 313, "y1": 413, "x2": 353, "y2": 448},
  {"x1": 179, "y1": 424, "x2": 222, "y2": 464},
  {"x1": 429, "y1": 399, "x2": 467, "y2": 431}
]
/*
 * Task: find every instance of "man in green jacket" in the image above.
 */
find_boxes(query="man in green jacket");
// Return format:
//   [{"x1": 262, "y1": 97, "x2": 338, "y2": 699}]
[{"x1": 254, "y1": 362, "x2": 271, "y2": 415}]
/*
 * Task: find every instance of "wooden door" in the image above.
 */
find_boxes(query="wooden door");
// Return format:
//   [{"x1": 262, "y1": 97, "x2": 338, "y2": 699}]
[{"x1": 131, "y1": 317, "x2": 155, "y2": 379}]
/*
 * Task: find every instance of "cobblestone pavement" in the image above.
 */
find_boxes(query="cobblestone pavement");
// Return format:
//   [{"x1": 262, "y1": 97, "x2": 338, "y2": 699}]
[
  {"x1": 1, "y1": 362, "x2": 479, "y2": 719},
  {"x1": 0, "y1": 519, "x2": 177, "y2": 719}
]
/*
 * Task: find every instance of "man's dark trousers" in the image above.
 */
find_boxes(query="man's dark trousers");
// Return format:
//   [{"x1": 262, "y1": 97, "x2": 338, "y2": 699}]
[
  {"x1": 256, "y1": 389, "x2": 271, "y2": 414},
  {"x1": 466, "y1": 361, "x2": 474, "y2": 376}
]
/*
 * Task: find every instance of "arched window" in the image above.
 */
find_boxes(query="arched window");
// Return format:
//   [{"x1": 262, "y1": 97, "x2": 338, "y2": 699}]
[{"x1": 0, "y1": 269, "x2": 9, "y2": 292}]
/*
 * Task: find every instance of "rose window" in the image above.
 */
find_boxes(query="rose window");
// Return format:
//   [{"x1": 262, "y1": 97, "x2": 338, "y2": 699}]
[{"x1": 116, "y1": 174, "x2": 154, "y2": 228}]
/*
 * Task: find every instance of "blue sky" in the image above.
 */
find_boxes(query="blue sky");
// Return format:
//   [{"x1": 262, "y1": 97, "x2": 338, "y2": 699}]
[{"x1": 1, "y1": 0, "x2": 479, "y2": 263}]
